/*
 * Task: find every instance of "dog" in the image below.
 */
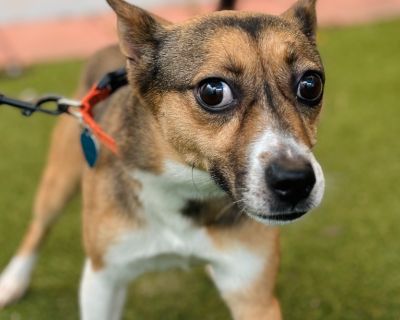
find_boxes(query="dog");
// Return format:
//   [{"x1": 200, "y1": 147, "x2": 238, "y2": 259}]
[{"x1": 0, "y1": 0, "x2": 325, "y2": 318}]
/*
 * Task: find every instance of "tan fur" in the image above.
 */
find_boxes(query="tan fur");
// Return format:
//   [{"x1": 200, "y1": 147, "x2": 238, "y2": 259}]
[{"x1": 82, "y1": 164, "x2": 139, "y2": 270}]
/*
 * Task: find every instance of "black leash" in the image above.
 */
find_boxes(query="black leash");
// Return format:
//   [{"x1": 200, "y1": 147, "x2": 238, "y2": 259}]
[
  {"x1": 0, "y1": 68, "x2": 128, "y2": 117},
  {"x1": 0, "y1": 94, "x2": 66, "y2": 117}
]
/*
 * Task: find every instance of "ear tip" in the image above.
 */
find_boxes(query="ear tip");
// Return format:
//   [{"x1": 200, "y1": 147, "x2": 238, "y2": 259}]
[
  {"x1": 293, "y1": 0, "x2": 318, "y2": 16},
  {"x1": 106, "y1": 0, "x2": 123, "y2": 12},
  {"x1": 297, "y1": 0, "x2": 317, "y2": 7},
  {"x1": 106, "y1": 0, "x2": 141, "y2": 21},
  {"x1": 106, "y1": 0, "x2": 133, "y2": 13},
  {"x1": 106, "y1": 0, "x2": 117, "y2": 8},
  {"x1": 310, "y1": 0, "x2": 318, "y2": 6},
  {"x1": 293, "y1": 0, "x2": 317, "y2": 9}
]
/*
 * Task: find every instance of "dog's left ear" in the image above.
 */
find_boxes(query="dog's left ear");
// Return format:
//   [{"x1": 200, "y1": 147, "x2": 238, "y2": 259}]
[
  {"x1": 281, "y1": 0, "x2": 318, "y2": 43},
  {"x1": 106, "y1": 0, "x2": 170, "y2": 62}
]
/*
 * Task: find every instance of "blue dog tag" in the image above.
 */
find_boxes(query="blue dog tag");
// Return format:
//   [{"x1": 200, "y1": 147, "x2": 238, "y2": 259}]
[{"x1": 80, "y1": 128, "x2": 99, "y2": 168}]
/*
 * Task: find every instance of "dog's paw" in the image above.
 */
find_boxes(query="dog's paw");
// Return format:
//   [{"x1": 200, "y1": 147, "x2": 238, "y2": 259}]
[{"x1": 0, "y1": 255, "x2": 36, "y2": 309}]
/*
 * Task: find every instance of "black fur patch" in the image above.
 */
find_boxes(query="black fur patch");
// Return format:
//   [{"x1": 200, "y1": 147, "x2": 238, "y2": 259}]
[
  {"x1": 210, "y1": 166, "x2": 231, "y2": 194},
  {"x1": 215, "y1": 16, "x2": 266, "y2": 40},
  {"x1": 181, "y1": 199, "x2": 245, "y2": 227},
  {"x1": 264, "y1": 81, "x2": 279, "y2": 113}
]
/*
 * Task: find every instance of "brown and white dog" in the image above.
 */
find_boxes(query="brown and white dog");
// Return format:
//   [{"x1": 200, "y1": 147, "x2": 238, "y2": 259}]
[{"x1": 0, "y1": 0, "x2": 325, "y2": 319}]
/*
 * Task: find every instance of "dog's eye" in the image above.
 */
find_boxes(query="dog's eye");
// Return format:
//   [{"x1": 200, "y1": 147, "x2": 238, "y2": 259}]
[
  {"x1": 296, "y1": 72, "x2": 324, "y2": 105},
  {"x1": 196, "y1": 79, "x2": 235, "y2": 112}
]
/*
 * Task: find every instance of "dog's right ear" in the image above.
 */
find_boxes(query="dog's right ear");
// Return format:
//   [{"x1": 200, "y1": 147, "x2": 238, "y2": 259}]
[{"x1": 107, "y1": 0, "x2": 170, "y2": 63}]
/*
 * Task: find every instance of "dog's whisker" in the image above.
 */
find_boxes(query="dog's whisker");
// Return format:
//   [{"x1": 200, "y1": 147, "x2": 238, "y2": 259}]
[
  {"x1": 190, "y1": 164, "x2": 202, "y2": 195},
  {"x1": 215, "y1": 198, "x2": 244, "y2": 219}
]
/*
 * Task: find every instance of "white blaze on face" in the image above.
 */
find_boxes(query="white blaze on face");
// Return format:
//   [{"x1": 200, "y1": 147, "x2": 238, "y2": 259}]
[{"x1": 242, "y1": 129, "x2": 325, "y2": 223}]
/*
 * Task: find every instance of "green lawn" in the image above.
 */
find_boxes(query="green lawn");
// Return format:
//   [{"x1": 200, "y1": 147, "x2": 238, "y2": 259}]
[{"x1": 1, "y1": 19, "x2": 400, "y2": 320}]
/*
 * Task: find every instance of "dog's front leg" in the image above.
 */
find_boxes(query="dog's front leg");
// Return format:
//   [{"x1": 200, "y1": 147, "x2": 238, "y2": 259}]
[
  {"x1": 207, "y1": 226, "x2": 282, "y2": 320},
  {"x1": 80, "y1": 260, "x2": 127, "y2": 320}
]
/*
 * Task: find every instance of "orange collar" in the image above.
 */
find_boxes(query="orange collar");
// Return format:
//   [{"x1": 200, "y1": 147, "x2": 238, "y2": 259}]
[
  {"x1": 71, "y1": 68, "x2": 128, "y2": 156},
  {"x1": 79, "y1": 85, "x2": 119, "y2": 155}
]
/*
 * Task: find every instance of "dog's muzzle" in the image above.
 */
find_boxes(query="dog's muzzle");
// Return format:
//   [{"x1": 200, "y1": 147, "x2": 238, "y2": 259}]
[{"x1": 241, "y1": 136, "x2": 325, "y2": 225}]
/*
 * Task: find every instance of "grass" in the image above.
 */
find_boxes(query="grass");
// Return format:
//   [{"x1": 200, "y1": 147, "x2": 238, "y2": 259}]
[{"x1": 1, "y1": 19, "x2": 400, "y2": 320}]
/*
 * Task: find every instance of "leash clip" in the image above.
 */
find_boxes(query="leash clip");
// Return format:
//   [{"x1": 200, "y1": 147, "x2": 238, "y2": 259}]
[
  {"x1": 33, "y1": 96, "x2": 63, "y2": 116},
  {"x1": 57, "y1": 98, "x2": 83, "y2": 122}
]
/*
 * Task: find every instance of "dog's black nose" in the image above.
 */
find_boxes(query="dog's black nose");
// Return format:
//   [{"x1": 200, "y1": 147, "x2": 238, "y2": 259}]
[{"x1": 266, "y1": 158, "x2": 316, "y2": 205}]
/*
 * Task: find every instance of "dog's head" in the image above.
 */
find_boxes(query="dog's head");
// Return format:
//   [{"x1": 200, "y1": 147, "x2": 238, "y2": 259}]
[{"x1": 108, "y1": 0, "x2": 325, "y2": 225}]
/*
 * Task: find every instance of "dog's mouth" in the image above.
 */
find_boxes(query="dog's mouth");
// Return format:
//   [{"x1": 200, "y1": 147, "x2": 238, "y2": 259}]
[
  {"x1": 259, "y1": 211, "x2": 307, "y2": 222},
  {"x1": 246, "y1": 210, "x2": 308, "y2": 225},
  {"x1": 233, "y1": 192, "x2": 313, "y2": 225}
]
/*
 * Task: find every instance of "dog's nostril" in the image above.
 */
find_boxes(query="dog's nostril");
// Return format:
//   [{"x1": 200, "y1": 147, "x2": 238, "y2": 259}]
[{"x1": 265, "y1": 159, "x2": 316, "y2": 205}]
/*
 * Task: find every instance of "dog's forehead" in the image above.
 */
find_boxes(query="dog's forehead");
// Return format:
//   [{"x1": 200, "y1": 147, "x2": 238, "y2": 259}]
[
  {"x1": 157, "y1": 12, "x2": 321, "y2": 88},
  {"x1": 181, "y1": 12, "x2": 283, "y2": 39}
]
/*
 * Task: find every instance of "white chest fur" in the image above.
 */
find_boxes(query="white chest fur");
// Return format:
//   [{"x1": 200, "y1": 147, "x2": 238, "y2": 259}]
[{"x1": 103, "y1": 161, "x2": 264, "y2": 290}]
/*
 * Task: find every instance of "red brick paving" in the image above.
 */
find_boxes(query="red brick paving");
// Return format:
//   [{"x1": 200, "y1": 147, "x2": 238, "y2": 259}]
[{"x1": 1, "y1": 0, "x2": 400, "y2": 68}]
